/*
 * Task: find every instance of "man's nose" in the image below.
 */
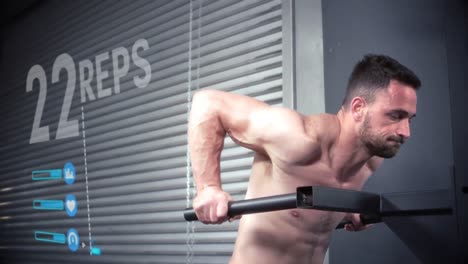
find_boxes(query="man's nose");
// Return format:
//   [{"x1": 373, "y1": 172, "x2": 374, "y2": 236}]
[{"x1": 397, "y1": 120, "x2": 411, "y2": 140}]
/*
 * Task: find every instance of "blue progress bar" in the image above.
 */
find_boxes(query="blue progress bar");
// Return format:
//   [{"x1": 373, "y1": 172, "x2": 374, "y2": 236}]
[
  {"x1": 33, "y1": 200, "x2": 64, "y2": 210},
  {"x1": 34, "y1": 231, "x2": 66, "y2": 244},
  {"x1": 32, "y1": 169, "x2": 62, "y2": 181},
  {"x1": 91, "y1": 247, "x2": 101, "y2": 256}
]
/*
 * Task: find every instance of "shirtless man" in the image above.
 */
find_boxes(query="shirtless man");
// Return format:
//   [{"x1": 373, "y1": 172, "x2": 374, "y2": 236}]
[{"x1": 188, "y1": 54, "x2": 421, "y2": 264}]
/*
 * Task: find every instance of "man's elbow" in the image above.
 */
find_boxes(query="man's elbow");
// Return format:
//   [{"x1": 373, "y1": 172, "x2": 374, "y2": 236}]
[
  {"x1": 192, "y1": 89, "x2": 224, "y2": 112},
  {"x1": 192, "y1": 89, "x2": 222, "y2": 103},
  {"x1": 191, "y1": 90, "x2": 226, "y2": 122}
]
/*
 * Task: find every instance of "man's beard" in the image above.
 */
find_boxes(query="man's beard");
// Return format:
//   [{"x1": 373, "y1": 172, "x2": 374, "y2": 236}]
[{"x1": 359, "y1": 114, "x2": 404, "y2": 158}]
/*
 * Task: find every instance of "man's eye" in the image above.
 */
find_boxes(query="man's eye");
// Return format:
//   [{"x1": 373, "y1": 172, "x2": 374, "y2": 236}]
[{"x1": 389, "y1": 113, "x2": 403, "y2": 121}]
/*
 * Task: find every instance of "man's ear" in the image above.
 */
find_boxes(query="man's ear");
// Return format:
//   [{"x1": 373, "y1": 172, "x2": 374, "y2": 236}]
[{"x1": 350, "y1": 97, "x2": 367, "y2": 121}]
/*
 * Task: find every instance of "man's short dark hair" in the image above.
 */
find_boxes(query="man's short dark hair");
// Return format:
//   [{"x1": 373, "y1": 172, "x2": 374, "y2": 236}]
[{"x1": 342, "y1": 54, "x2": 421, "y2": 109}]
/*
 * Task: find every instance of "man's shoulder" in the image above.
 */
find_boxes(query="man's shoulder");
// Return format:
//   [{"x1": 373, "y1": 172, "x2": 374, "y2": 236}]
[
  {"x1": 267, "y1": 113, "x2": 338, "y2": 165},
  {"x1": 304, "y1": 113, "x2": 340, "y2": 143}
]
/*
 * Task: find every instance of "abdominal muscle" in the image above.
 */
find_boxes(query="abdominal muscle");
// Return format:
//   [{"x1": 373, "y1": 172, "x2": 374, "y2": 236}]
[
  {"x1": 230, "y1": 210, "x2": 345, "y2": 264},
  {"x1": 229, "y1": 155, "x2": 350, "y2": 264}
]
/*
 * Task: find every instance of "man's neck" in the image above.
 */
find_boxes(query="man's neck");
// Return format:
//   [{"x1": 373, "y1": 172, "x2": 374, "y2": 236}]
[{"x1": 331, "y1": 109, "x2": 373, "y2": 181}]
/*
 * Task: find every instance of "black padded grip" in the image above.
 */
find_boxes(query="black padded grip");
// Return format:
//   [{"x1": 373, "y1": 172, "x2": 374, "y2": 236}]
[{"x1": 184, "y1": 193, "x2": 297, "y2": 221}]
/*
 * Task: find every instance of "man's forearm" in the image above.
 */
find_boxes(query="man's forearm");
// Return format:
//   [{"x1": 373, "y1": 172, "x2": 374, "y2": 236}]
[{"x1": 188, "y1": 92, "x2": 226, "y2": 193}]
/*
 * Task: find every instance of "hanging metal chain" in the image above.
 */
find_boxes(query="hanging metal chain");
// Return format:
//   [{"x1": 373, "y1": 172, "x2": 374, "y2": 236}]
[
  {"x1": 186, "y1": 0, "x2": 203, "y2": 263},
  {"x1": 185, "y1": 0, "x2": 195, "y2": 262}
]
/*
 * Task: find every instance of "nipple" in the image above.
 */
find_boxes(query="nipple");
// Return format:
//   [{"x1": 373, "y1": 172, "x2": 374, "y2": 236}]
[{"x1": 290, "y1": 210, "x2": 300, "y2": 218}]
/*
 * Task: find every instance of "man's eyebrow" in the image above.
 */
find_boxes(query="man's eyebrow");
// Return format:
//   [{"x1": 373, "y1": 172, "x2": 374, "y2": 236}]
[{"x1": 390, "y1": 109, "x2": 416, "y2": 118}]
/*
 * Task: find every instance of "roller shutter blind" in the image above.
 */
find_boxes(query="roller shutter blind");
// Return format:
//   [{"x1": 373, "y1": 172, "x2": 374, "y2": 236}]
[{"x1": 0, "y1": 0, "x2": 289, "y2": 263}]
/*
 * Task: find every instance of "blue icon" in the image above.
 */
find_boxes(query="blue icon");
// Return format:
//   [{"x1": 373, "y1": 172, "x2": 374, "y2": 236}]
[
  {"x1": 91, "y1": 247, "x2": 101, "y2": 256},
  {"x1": 65, "y1": 194, "x2": 77, "y2": 217},
  {"x1": 63, "y1": 162, "x2": 76, "y2": 185},
  {"x1": 89, "y1": 239, "x2": 102, "y2": 256},
  {"x1": 33, "y1": 200, "x2": 64, "y2": 210},
  {"x1": 32, "y1": 169, "x2": 62, "y2": 180},
  {"x1": 67, "y1": 228, "x2": 80, "y2": 252},
  {"x1": 34, "y1": 231, "x2": 66, "y2": 244}
]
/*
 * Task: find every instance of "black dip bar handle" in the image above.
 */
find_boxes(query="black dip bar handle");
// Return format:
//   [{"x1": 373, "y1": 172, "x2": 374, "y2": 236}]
[
  {"x1": 183, "y1": 193, "x2": 297, "y2": 221},
  {"x1": 296, "y1": 186, "x2": 382, "y2": 229},
  {"x1": 184, "y1": 186, "x2": 453, "y2": 229},
  {"x1": 183, "y1": 186, "x2": 383, "y2": 230}
]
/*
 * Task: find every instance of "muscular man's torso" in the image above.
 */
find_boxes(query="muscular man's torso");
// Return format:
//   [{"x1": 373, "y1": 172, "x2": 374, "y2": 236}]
[{"x1": 230, "y1": 114, "x2": 378, "y2": 264}]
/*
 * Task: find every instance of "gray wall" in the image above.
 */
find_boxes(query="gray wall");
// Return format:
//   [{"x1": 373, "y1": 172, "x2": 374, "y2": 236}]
[
  {"x1": 293, "y1": 0, "x2": 325, "y2": 115},
  {"x1": 446, "y1": 0, "x2": 468, "y2": 262},
  {"x1": 322, "y1": 0, "x2": 463, "y2": 263}
]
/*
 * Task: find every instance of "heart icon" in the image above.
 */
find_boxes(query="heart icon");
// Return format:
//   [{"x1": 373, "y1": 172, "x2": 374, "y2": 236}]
[
  {"x1": 65, "y1": 194, "x2": 77, "y2": 217},
  {"x1": 67, "y1": 200, "x2": 76, "y2": 212}
]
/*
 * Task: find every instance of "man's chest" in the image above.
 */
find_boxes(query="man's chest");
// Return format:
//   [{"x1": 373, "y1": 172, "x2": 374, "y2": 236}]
[{"x1": 273, "y1": 159, "x2": 371, "y2": 191}]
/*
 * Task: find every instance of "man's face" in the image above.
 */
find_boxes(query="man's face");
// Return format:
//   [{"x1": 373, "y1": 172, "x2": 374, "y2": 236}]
[{"x1": 359, "y1": 80, "x2": 417, "y2": 158}]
